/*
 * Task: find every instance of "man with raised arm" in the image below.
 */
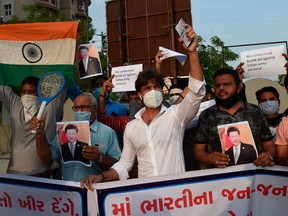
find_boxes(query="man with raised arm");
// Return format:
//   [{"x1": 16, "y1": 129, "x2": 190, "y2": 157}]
[{"x1": 81, "y1": 24, "x2": 206, "y2": 190}]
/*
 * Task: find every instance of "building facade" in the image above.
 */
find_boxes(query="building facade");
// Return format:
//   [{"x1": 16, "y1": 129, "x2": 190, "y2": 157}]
[{"x1": 0, "y1": 0, "x2": 91, "y2": 23}]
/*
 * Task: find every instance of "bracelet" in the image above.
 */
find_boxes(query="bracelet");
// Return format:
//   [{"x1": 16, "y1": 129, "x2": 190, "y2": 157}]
[
  {"x1": 99, "y1": 173, "x2": 105, "y2": 181},
  {"x1": 179, "y1": 94, "x2": 184, "y2": 99},
  {"x1": 100, "y1": 94, "x2": 105, "y2": 97}
]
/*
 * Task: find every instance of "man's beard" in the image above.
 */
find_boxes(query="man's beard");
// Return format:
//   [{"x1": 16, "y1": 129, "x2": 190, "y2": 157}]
[{"x1": 215, "y1": 93, "x2": 240, "y2": 110}]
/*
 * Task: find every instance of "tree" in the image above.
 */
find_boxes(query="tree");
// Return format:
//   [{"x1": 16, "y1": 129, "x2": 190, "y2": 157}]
[
  {"x1": 198, "y1": 36, "x2": 239, "y2": 86},
  {"x1": 23, "y1": 4, "x2": 65, "y2": 22}
]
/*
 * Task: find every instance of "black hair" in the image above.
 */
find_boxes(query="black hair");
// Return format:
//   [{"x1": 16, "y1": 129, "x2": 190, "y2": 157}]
[
  {"x1": 227, "y1": 126, "x2": 240, "y2": 136},
  {"x1": 79, "y1": 46, "x2": 89, "y2": 51},
  {"x1": 205, "y1": 83, "x2": 213, "y2": 94},
  {"x1": 214, "y1": 68, "x2": 240, "y2": 87},
  {"x1": 91, "y1": 75, "x2": 108, "y2": 89},
  {"x1": 255, "y1": 86, "x2": 279, "y2": 102},
  {"x1": 65, "y1": 124, "x2": 78, "y2": 133},
  {"x1": 21, "y1": 76, "x2": 40, "y2": 88},
  {"x1": 169, "y1": 84, "x2": 184, "y2": 93},
  {"x1": 135, "y1": 69, "x2": 165, "y2": 92},
  {"x1": 284, "y1": 75, "x2": 288, "y2": 89},
  {"x1": 127, "y1": 91, "x2": 138, "y2": 98}
]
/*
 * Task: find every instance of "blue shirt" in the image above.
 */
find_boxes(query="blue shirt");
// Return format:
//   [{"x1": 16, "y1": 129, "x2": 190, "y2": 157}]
[
  {"x1": 50, "y1": 120, "x2": 121, "y2": 181},
  {"x1": 106, "y1": 99, "x2": 127, "y2": 116}
]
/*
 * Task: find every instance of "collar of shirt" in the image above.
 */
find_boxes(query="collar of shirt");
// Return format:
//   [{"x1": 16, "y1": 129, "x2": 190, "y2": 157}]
[
  {"x1": 68, "y1": 141, "x2": 77, "y2": 145},
  {"x1": 134, "y1": 104, "x2": 167, "y2": 120},
  {"x1": 233, "y1": 144, "x2": 241, "y2": 151},
  {"x1": 90, "y1": 119, "x2": 99, "y2": 132}
]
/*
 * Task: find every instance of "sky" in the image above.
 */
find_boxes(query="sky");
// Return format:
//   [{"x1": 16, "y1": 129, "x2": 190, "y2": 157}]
[{"x1": 89, "y1": 0, "x2": 288, "y2": 69}]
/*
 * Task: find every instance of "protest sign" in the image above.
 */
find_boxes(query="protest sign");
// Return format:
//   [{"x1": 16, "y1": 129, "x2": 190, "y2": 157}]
[
  {"x1": 241, "y1": 45, "x2": 286, "y2": 77},
  {"x1": 111, "y1": 64, "x2": 142, "y2": 92}
]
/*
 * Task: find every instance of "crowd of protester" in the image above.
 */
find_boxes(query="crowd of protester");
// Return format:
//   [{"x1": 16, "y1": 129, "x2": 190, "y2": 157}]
[{"x1": 0, "y1": 22, "x2": 287, "y2": 191}]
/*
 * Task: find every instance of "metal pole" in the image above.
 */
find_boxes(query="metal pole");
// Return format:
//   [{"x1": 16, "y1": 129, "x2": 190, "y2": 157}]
[
  {"x1": 222, "y1": 41, "x2": 287, "y2": 67},
  {"x1": 86, "y1": 0, "x2": 89, "y2": 43}
]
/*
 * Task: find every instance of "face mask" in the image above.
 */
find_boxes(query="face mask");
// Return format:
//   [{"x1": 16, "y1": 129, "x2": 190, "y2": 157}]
[
  {"x1": 259, "y1": 100, "x2": 279, "y2": 115},
  {"x1": 74, "y1": 111, "x2": 91, "y2": 122},
  {"x1": 169, "y1": 95, "x2": 179, "y2": 105},
  {"x1": 21, "y1": 95, "x2": 41, "y2": 122},
  {"x1": 215, "y1": 93, "x2": 239, "y2": 110},
  {"x1": 142, "y1": 90, "x2": 163, "y2": 108},
  {"x1": 92, "y1": 87, "x2": 109, "y2": 100}
]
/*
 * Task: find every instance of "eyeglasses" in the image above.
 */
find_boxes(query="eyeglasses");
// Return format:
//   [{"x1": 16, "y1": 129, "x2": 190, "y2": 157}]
[{"x1": 72, "y1": 105, "x2": 97, "y2": 112}]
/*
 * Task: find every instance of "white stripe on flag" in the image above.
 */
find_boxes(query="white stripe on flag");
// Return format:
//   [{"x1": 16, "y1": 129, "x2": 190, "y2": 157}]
[{"x1": 0, "y1": 38, "x2": 75, "y2": 65}]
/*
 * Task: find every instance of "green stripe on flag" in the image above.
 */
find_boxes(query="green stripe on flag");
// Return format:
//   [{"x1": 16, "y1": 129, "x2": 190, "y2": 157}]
[{"x1": 0, "y1": 64, "x2": 75, "y2": 87}]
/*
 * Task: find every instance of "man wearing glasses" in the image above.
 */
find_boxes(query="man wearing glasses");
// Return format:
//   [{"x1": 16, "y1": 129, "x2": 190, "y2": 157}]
[{"x1": 30, "y1": 93, "x2": 121, "y2": 181}]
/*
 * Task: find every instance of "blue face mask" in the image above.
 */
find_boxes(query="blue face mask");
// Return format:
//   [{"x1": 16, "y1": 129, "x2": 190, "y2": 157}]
[
  {"x1": 74, "y1": 111, "x2": 91, "y2": 122},
  {"x1": 92, "y1": 87, "x2": 109, "y2": 100},
  {"x1": 259, "y1": 100, "x2": 279, "y2": 116}
]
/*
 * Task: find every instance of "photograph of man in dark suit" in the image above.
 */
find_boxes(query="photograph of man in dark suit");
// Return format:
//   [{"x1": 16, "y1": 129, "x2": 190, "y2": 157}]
[
  {"x1": 225, "y1": 126, "x2": 258, "y2": 166},
  {"x1": 78, "y1": 46, "x2": 102, "y2": 79},
  {"x1": 61, "y1": 124, "x2": 90, "y2": 165}
]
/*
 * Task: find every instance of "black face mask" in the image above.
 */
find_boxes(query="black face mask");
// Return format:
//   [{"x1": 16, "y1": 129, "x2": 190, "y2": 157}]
[{"x1": 215, "y1": 93, "x2": 240, "y2": 110}]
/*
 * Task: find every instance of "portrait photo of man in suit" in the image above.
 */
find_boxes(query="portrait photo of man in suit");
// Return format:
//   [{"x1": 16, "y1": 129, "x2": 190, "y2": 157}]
[
  {"x1": 78, "y1": 45, "x2": 102, "y2": 79},
  {"x1": 61, "y1": 124, "x2": 90, "y2": 165},
  {"x1": 225, "y1": 126, "x2": 258, "y2": 166}
]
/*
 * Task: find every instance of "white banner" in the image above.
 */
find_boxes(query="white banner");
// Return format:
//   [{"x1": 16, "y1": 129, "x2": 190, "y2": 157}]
[
  {"x1": 0, "y1": 173, "x2": 85, "y2": 216},
  {"x1": 0, "y1": 165, "x2": 287, "y2": 216},
  {"x1": 91, "y1": 164, "x2": 288, "y2": 216}
]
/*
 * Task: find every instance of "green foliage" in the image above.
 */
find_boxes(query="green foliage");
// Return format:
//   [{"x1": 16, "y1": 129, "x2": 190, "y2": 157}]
[
  {"x1": 7, "y1": 16, "x2": 20, "y2": 24},
  {"x1": 99, "y1": 52, "x2": 108, "y2": 76},
  {"x1": 23, "y1": 4, "x2": 65, "y2": 22},
  {"x1": 198, "y1": 36, "x2": 239, "y2": 85},
  {"x1": 77, "y1": 18, "x2": 95, "y2": 44}
]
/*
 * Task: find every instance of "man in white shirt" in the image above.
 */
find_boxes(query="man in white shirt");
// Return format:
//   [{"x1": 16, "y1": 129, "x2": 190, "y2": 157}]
[{"x1": 81, "y1": 24, "x2": 206, "y2": 190}]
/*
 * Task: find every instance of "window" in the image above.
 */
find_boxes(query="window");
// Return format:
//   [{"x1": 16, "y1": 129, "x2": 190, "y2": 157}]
[{"x1": 4, "y1": 4, "x2": 12, "y2": 16}]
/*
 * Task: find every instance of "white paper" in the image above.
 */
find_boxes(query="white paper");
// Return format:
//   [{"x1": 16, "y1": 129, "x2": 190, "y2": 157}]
[
  {"x1": 159, "y1": 46, "x2": 187, "y2": 65},
  {"x1": 175, "y1": 18, "x2": 192, "y2": 48},
  {"x1": 111, "y1": 64, "x2": 143, "y2": 92},
  {"x1": 240, "y1": 45, "x2": 286, "y2": 77}
]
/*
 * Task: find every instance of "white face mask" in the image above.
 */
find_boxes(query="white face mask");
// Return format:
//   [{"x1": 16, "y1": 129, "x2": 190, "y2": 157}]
[
  {"x1": 21, "y1": 95, "x2": 41, "y2": 122},
  {"x1": 259, "y1": 100, "x2": 279, "y2": 116},
  {"x1": 142, "y1": 90, "x2": 163, "y2": 108}
]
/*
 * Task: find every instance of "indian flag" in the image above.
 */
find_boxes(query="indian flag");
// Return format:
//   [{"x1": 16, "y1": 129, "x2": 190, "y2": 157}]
[{"x1": 0, "y1": 21, "x2": 78, "y2": 87}]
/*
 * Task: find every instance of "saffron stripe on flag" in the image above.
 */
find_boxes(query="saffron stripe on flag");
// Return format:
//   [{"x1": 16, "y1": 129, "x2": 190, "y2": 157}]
[{"x1": 0, "y1": 21, "x2": 78, "y2": 41}]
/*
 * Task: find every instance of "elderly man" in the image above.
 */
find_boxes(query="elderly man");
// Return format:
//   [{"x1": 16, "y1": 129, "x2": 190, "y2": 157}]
[{"x1": 31, "y1": 93, "x2": 121, "y2": 181}]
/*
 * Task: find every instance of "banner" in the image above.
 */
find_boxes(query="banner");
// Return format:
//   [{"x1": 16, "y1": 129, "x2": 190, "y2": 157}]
[
  {"x1": 91, "y1": 164, "x2": 288, "y2": 216},
  {"x1": 0, "y1": 165, "x2": 287, "y2": 215},
  {"x1": 0, "y1": 173, "x2": 87, "y2": 216},
  {"x1": 0, "y1": 21, "x2": 78, "y2": 87}
]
